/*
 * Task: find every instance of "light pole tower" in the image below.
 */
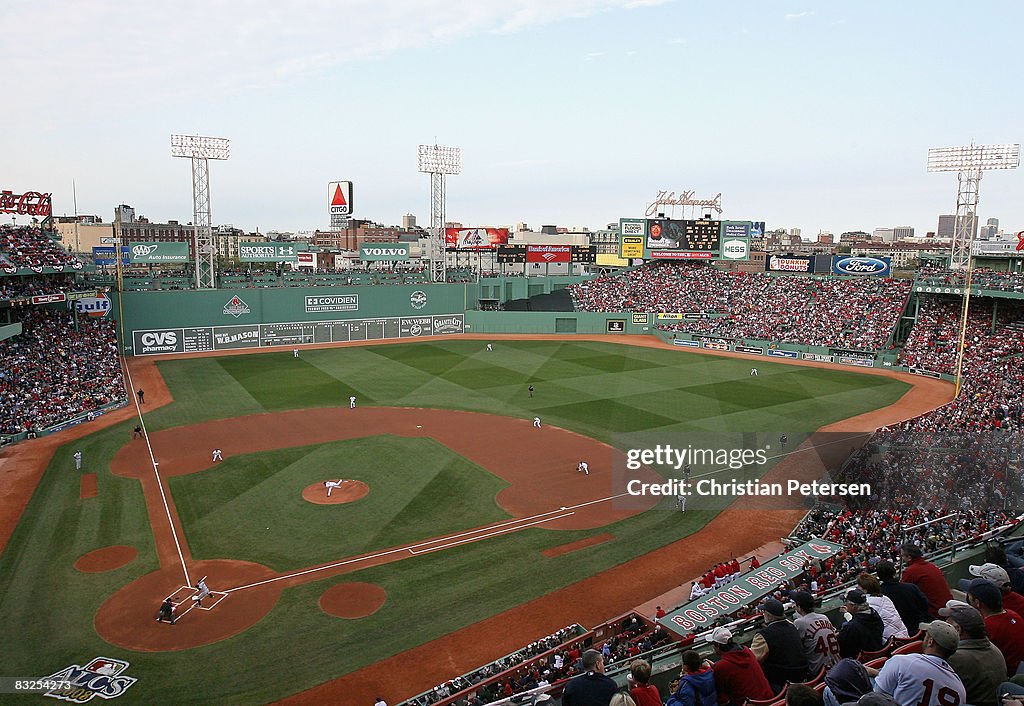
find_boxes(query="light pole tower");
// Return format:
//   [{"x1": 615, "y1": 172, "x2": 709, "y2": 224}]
[
  {"x1": 927, "y1": 143, "x2": 1019, "y2": 397},
  {"x1": 927, "y1": 143, "x2": 1019, "y2": 270},
  {"x1": 417, "y1": 144, "x2": 461, "y2": 283},
  {"x1": 171, "y1": 134, "x2": 231, "y2": 289}
]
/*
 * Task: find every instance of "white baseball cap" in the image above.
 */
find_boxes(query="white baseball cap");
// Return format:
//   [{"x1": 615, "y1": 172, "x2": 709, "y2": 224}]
[
  {"x1": 706, "y1": 627, "x2": 733, "y2": 644},
  {"x1": 969, "y1": 563, "x2": 1010, "y2": 586}
]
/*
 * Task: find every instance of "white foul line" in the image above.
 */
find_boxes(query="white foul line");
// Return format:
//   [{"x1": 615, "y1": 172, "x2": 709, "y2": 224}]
[
  {"x1": 224, "y1": 508, "x2": 584, "y2": 594},
  {"x1": 408, "y1": 512, "x2": 575, "y2": 555},
  {"x1": 119, "y1": 359, "x2": 191, "y2": 587}
]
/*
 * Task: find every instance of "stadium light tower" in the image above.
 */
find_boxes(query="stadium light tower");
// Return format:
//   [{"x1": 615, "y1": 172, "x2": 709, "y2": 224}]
[
  {"x1": 171, "y1": 134, "x2": 231, "y2": 289},
  {"x1": 927, "y1": 143, "x2": 1019, "y2": 270},
  {"x1": 417, "y1": 144, "x2": 461, "y2": 283}
]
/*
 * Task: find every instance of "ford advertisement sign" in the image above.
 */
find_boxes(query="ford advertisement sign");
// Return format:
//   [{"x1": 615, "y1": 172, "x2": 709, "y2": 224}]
[{"x1": 831, "y1": 256, "x2": 891, "y2": 277}]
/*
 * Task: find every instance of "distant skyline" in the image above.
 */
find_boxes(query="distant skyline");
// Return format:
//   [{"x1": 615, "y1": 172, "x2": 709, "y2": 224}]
[{"x1": 3, "y1": 1, "x2": 1022, "y2": 237}]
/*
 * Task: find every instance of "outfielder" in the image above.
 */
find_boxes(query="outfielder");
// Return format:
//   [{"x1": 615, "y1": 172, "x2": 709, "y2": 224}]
[
  {"x1": 349, "y1": 396, "x2": 356, "y2": 409},
  {"x1": 324, "y1": 479, "x2": 346, "y2": 497},
  {"x1": 750, "y1": 368, "x2": 758, "y2": 376},
  {"x1": 192, "y1": 578, "x2": 211, "y2": 607},
  {"x1": 577, "y1": 461, "x2": 589, "y2": 475},
  {"x1": 293, "y1": 348, "x2": 299, "y2": 358},
  {"x1": 73, "y1": 450, "x2": 82, "y2": 471},
  {"x1": 533, "y1": 416, "x2": 541, "y2": 428},
  {"x1": 486, "y1": 343, "x2": 493, "y2": 352},
  {"x1": 212, "y1": 448, "x2": 223, "y2": 462}
]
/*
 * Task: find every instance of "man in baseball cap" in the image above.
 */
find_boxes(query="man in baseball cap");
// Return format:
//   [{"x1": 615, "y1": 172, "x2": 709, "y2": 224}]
[
  {"x1": 939, "y1": 600, "x2": 1005, "y2": 706},
  {"x1": 791, "y1": 590, "x2": 840, "y2": 674},
  {"x1": 750, "y1": 598, "x2": 809, "y2": 693},
  {"x1": 873, "y1": 620, "x2": 966, "y2": 706},
  {"x1": 966, "y1": 563, "x2": 1024, "y2": 615},
  {"x1": 838, "y1": 589, "x2": 884, "y2": 659},
  {"x1": 967, "y1": 578, "x2": 1024, "y2": 676},
  {"x1": 706, "y1": 626, "x2": 774, "y2": 705}
]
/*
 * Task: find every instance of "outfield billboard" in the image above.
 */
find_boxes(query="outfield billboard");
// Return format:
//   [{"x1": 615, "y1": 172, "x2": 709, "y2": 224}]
[
  {"x1": 93, "y1": 246, "x2": 130, "y2": 266},
  {"x1": 239, "y1": 242, "x2": 307, "y2": 262},
  {"x1": 128, "y1": 242, "x2": 189, "y2": 263},
  {"x1": 831, "y1": 256, "x2": 891, "y2": 277},
  {"x1": 444, "y1": 227, "x2": 510, "y2": 250},
  {"x1": 359, "y1": 243, "x2": 410, "y2": 261},
  {"x1": 526, "y1": 244, "x2": 571, "y2": 263},
  {"x1": 766, "y1": 254, "x2": 814, "y2": 273}
]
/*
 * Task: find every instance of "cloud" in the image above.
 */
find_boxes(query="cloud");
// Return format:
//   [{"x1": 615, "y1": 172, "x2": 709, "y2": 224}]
[
  {"x1": 585, "y1": 52, "x2": 606, "y2": 60},
  {"x1": 1, "y1": 0, "x2": 657, "y2": 122},
  {"x1": 784, "y1": 10, "x2": 815, "y2": 20},
  {"x1": 669, "y1": 37, "x2": 688, "y2": 45}
]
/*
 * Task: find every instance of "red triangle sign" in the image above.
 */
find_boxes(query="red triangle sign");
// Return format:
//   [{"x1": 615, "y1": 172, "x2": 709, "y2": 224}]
[{"x1": 331, "y1": 184, "x2": 347, "y2": 207}]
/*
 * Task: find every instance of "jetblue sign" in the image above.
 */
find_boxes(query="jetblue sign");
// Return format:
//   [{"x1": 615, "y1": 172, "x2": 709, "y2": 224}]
[{"x1": 831, "y1": 256, "x2": 891, "y2": 277}]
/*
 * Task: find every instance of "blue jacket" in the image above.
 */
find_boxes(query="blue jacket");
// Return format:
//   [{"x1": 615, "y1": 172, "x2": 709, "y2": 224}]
[{"x1": 668, "y1": 666, "x2": 717, "y2": 706}]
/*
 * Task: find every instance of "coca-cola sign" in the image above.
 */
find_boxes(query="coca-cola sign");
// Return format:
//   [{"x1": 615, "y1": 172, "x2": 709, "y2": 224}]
[{"x1": 0, "y1": 190, "x2": 53, "y2": 217}]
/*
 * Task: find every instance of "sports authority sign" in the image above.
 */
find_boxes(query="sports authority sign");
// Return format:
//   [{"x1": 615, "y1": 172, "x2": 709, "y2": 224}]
[
  {"x1": 239, "y1": 242, "x2": 303, "y2": 262},
  {"x1": 659, "y1": 538, "x2": 844, "y2": 635},
  {"x1": 526, "y1": 244, "x2": 571, "y2": 263}
]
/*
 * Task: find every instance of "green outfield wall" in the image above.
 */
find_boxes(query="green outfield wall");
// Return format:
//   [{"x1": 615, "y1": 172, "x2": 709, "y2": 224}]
[
  {"x1": 112, "y1": 285, "x2": 471, "y2": 356},
  {"x1": 463, "y1": 310, "x2": 653, "y2": 334}
]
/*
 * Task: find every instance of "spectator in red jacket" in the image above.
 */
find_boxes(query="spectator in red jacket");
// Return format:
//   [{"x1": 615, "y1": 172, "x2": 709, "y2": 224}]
[
  {"x1": 966, "y1": 578, "x2": 1024, "y2": 676},
  {"x1": 707, "y1": 626, "x2": 774, "y2": 705},
  {"x1": 900, "y1": 543, "x2": 953, "y2": 617},
  {"x1": 628, "y1": 658, "x2": 662, "y2": 706}
]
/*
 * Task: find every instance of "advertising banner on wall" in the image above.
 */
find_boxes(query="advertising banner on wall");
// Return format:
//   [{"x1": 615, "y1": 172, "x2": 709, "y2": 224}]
[
  {"x1": 239, "y1": 242, "x2": 306, "y2": 262},
  {"x1": 720, "y1": 238, "x2": 749, "y2": 260},
  {"x1": 765, "y1": 254, "x2": 814, "y2": 273},
  {"x1": 444, "y1": 228, "x2": 510, "y2": 250},
  {"x1": 831, "y1": 256, "x2": 891, "y2": 277},
  {"x1": 359, "y1": 243, "x2": 410, "y2": 261},
  {"x1": 128, "y1": 242, "x2": 190, "y2": 263},
  {"x1": 620, "y1": 236, "x2": 645, "y2": 259},
  {"x1": 92, "y1": 246, "x2": 130, "y2": 266},
  {"x1": 526, "y1": 244, "x2": 571, "y2": 263}
]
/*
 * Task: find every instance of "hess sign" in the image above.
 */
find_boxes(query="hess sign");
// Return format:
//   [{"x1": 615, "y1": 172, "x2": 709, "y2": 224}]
[{"x1": 328, "y1": 181, "x2": 353, "y2": 217}]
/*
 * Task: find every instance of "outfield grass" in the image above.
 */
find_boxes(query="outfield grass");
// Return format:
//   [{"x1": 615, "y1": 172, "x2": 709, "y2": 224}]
[{"x1": 0, "y1": 339, "x2": 911, "y2": 703}]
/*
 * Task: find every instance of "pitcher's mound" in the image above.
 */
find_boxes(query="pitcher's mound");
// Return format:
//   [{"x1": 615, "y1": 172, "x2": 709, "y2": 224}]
[
  {"x1": 75, "y1": 545, "x2": 137, "y2": 573},
  {"x1": 302, "y1": 480, "x2": 369, "y2": 505},
  {"x1": 319, "y1": 582, "x2": 387, "y2": 619}
]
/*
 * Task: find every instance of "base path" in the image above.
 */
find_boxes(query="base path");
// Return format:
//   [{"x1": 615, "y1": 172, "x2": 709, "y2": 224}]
[{"x1": 0, "y1": 334, "x2": 953, "y2": 705}]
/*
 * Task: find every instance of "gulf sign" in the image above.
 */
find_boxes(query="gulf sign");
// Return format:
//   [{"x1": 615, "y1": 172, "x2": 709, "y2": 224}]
[
  {"x1": 72, "y1": 293, "x2": 112, "y2": 317},
  {"x1": 831, "y1": 255, "x2": 891, "y2": 277},
  {"x1": 526, "y1": 244, "x2": 571, "y2": 263},
  {"x1": 444, "y1": 227, "x2": 510, "y2": 250}
]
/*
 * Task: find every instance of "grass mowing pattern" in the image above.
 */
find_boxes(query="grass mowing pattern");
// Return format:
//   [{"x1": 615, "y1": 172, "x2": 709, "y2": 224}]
[
  {"x1": 170, "y1": 437, "x2": 510, "y2": 570},
  {"x1": 0, "y1": 340, "x2": 911, "y2": 703}
]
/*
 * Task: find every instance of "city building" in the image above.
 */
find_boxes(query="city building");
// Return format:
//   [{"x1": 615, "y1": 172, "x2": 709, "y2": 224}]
[{"x1": 52, "y1": 215, "x2": 113, "y2": 253}]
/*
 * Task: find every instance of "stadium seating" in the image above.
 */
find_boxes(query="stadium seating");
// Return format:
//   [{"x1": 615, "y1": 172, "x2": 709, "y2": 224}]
[
  {"x1": 569, "y1": 261, "x2": 911, "y2": 351},
  {"x1": 0, "y1": 225, "x2": 80, "y2": 270}
]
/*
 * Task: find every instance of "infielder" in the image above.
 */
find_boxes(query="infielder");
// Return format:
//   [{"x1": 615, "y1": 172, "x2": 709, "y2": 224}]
[
  {"x1": 324, "y1": 479, "x2": 346, "y2": 497},
  {"x1": 212, "y1": 448, "x2": 223, "y2": 462},
  {"x1": 192, "y1": 578, "x2": 211, "y2": 607},
  {"x1": 677, "y1": 492, "x2": 687, "y2": 512},
  {"x1": 533, "y1": 416, "x2": 541, "y2": 428},
  {"x1": 74, "y1": 450, "x2": 82, "y2": 471},
  {"x1": 577, "y1": 461, "x2": 589, "y2": 475},
  {"x1": 349, "y1": 396, "x2": 357, "y2": 409}
]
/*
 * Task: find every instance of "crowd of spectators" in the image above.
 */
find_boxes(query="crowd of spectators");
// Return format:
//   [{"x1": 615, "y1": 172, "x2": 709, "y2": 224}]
[
  {"x1": 569, "y1": 262, "x2": 911, "y2": 351},
  {"x1": 917, "y1": 267, "x2": 1024, "y2": 294},
  {"x1": 0, "y1": 225, "x2": 81, "y2": 270},
  {"x1": 0, "y1": 308, "x2": 126, "y2": 436},
  {"x1": 0, "y1": 274, "x2": 83, "y2": 300}
]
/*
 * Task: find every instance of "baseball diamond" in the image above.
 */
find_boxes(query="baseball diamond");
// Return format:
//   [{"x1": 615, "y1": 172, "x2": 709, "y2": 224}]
[{"x1": 0, "y1": 326, "x2": 951, "y2": 704}]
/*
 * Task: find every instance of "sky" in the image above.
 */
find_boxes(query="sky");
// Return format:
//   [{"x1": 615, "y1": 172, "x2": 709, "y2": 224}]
[{"x1": 3, "y1": 0, "x2": 1023, "y2": 238}]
